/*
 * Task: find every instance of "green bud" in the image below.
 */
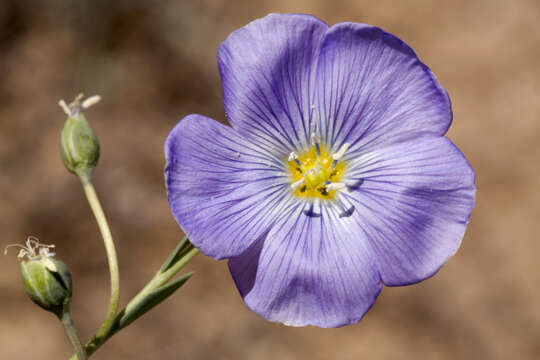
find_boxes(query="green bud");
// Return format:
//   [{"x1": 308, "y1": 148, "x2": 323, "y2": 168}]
[
  {"x1": 59, "y1": 94, "x2": 101, "y2": 177},
  {"x1": 60, "y1": 113, "x2": 100, "y2": 177},
  {"x1": 5, "y1": 237, "x2": 73, "y2": 318},
  {"x1": 21, "y1": 257, "x2": 73, "y2": 318}
]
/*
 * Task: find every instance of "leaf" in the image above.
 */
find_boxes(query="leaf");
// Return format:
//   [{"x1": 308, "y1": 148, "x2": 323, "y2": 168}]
[
  {"x1": 117, "y1": 272, "x2": 193, "y2": 330},
  {"x1": 158, "y1": 236, "x2": 193, "y2": 274}
]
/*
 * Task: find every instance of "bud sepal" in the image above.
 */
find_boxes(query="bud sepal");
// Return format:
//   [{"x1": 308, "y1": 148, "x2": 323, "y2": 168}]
[{"x1": 21, "y1": 257, "x2": 72, "y2": 318}]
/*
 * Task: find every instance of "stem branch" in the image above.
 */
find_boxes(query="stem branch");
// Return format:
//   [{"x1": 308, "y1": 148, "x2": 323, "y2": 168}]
[
  {"x1": 125, "y1": 246, "x2": 200, "y2": 314},
  {"x1": 80, "y1": 174, "x2": 120, "y2": 339},
  {"x1": 68, "y1": 243, "x2": 199, "y2": 359},
  {"x1": 61, "y1": 307, "x2": 86, "y2": 360}
]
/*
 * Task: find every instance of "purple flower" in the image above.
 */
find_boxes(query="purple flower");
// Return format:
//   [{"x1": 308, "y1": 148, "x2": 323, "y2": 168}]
[{"x1": 165, "y1": 14, "x2": 476, "y2": 327}]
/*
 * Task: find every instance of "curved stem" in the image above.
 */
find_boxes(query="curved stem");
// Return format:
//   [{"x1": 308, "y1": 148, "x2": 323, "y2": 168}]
[
  {"x1": 61, "y1": 307, "x2": 87, "y2": 360},
  {"x1": 80, "y1": 174, "x2": 120, "y2": 339}
]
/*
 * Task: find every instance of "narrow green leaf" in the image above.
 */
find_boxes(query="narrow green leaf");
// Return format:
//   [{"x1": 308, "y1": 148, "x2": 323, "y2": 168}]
[
  {"x1": 117, "y1": 272, "x2": 193, "y2": 330},
  {"x1": 158, "y1": 236, "x2": 193, "y2": 274}
]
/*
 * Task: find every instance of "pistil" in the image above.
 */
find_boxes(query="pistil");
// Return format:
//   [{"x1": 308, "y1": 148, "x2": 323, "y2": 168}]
[{"x1": 287, "y1": 138, "x2": 348, "y2": 199}]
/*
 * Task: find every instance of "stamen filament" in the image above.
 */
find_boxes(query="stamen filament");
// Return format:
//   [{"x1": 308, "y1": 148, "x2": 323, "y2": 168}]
[
  {"x1": 313, "y1": 198, "x2": 321, "y2": 212},
  {"x1": 288, "y1": 151, "x2": 302, "y2": 167},
  {"x1": 288, "y1": 152, "x2": 298, "y2": 161},
  {"x1": 325, "y1": 182, "x2": 346, "y2": 191},
  {"x1": 310, "y1": 133, "x2": 320, "y2": 146},
  {"x1": 332, "y1": 143, "x2": 350, "y2": 161},
  {"x1": 290, "y1": 178, "x2": 306, "y2": 190},
  {"x1": 310, "y1": 133, "x2": 321, "y2": 156}
]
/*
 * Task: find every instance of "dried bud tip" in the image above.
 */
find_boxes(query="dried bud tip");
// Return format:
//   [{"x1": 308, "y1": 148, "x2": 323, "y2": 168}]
[
  {"x1": 5, "y1": 236, "x2": 55, "y2": 259},
  {"x1": 58, "y1": 93, "x2": 101, "y2": 118},
  {"x1": 82, "y1": 95, "x2": 101, "y2": 109}
]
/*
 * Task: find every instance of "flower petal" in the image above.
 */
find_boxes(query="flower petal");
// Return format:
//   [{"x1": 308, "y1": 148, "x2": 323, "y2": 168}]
[
  {"x1": 314, "y1": 23, "x2": 452, "y2": 154},
  {"x1": 228, "y1": 203, "x2": 381, "y2": 327},
  {"x1": 165, "y1": 114, "x2": 294, "y2": 259},
  {"x1": 342, "y1": 137, "x2": 475, "y2": 285},
  {"x1": 218, "y1": 13, "x2": 328, "y2": 152}
]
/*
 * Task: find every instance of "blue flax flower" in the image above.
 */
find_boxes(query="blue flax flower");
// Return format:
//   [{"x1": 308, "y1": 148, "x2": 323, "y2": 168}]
[{"x1": 165, "y1": 14, "x2": 476, "y2": 327}]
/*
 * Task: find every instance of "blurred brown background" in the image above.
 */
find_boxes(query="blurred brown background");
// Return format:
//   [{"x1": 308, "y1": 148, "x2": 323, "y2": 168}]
[{"x1": 0, "y1": 0, "x2": 539, "y2": 359}]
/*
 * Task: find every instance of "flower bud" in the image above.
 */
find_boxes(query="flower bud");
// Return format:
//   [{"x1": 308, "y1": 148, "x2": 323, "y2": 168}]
[
  {"x1": 5, "y1": 237, "x2": 73, "y2": 318},
  {"x1": 21, "y1": 257, "x2": 73, "y2": 318},
  {"x1": 60, "y1": 113, "x2": 100, "y2": 177},
  {"x1": 59, "y1": 94, "x2": 101, "y2": 177}
]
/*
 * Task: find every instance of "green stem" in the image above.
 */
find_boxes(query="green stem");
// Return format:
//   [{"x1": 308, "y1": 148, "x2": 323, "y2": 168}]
[
  {"x1": 61, "y1": 306, "x2": 87, "y2": 360},
  {"x1": 68, "y1": 241, "x2": 199, "y2": 359},
  {"x1": 80, "y1": 174, "x2": 120, "y2": 339}
]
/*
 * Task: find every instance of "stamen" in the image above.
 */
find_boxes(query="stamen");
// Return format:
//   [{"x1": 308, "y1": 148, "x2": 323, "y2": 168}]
[
  {"x1": 310, "y1": 133, "x2": 320, "y2": 145},
  {"x1": 335, "y1": 198, "x2": 355, "y2": 218},
  {"x1": 332, "y1": 143, "x2": 350, "y2": 161},
  {"x1": 290, "y1": 178, "x2": 306, "y2": 191},
  {"x1": 312, "y1": 198, "x2": 321, "y2": 215},
  {"x1": 310, "y1": 106, "x2": 318, "y2": 132},
  {"x1": 310, "y1": 133, "x2": 321, "y2": 156},
  {"x1": 288, "y1": 152, "x2": 297, "y2": 161},
  {"x1": 325, "y1": 182, "x2": 346, "y2": 191},
  {"x1": 288, "y1": 151, "x2": 302, "y2": 167}
]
